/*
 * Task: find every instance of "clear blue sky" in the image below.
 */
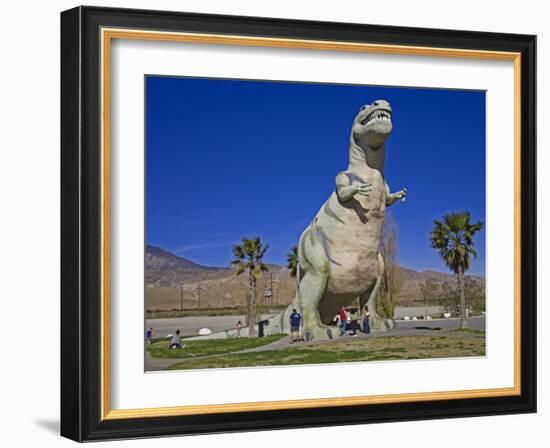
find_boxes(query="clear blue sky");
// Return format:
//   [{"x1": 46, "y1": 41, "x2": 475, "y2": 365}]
[{"x1": 146, "y1": 76, "x2": 486, "y2": 276}]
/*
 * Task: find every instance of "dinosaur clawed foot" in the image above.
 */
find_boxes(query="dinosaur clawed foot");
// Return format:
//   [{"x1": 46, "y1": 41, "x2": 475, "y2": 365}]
[
  {"x1": 301, "y1": 325, "x2": 334, "y2": 342},
  {"x1": 370, "y1": 314, "x2": 395, "y2": 331}
]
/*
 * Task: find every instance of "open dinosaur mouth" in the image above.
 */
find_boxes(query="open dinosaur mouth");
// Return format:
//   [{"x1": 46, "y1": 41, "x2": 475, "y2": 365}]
[{"x1": 361, "y1": 109, "x2": 392, "y2": 126}]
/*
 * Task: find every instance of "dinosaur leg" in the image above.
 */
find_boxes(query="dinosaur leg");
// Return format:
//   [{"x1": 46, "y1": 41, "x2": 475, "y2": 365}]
[
  {"x1": 359, "y1": 253, "x2": 395, "y2": 331},
  {"x1": 298, "y1": 271, "x2": 333, "y2": 341},
  {"x1": 259, "y1": 224, "x2": 334, "y2": 341}
]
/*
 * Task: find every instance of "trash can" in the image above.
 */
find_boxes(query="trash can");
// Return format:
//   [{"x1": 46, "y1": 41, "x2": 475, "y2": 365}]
[{"x1": 257, "y1": 319, "x2": 269, "y2": 337}]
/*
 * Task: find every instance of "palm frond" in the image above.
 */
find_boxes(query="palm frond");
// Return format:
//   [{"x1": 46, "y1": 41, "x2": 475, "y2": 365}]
[
  {"x1": 429, "y1": 211, "x2": 483, "y2": 275},
  {"x1": 286, "y1": 245, "x2": 299, "y2": 278},
  {"x1": 230, "y1": 236, "x2": 270, "y2": 279}
]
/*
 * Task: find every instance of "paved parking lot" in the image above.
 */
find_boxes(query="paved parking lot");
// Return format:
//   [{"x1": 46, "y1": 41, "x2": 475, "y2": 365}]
[{"x1": 145, "y1": 314, "x2": 485, "y2": 339}]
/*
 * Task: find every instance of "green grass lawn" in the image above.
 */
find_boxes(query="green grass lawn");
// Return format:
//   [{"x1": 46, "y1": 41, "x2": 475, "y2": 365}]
[
  {"x1": 147, "y1": 334, "x2": 285, "y2": 359},
  {"x1": 164, "y1": 331, "x2": 485, "y2": 370}
]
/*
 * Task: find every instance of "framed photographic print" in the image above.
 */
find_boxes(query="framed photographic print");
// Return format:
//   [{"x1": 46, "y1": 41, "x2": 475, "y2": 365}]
[{"x1": 60, "y1": 6, "x2": 536, "y2": 442}]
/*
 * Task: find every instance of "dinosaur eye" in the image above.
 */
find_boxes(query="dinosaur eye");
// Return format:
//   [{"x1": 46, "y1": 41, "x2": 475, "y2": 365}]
[{"x1": 360, "y1": 105, "x2": 367, "y2": 111}]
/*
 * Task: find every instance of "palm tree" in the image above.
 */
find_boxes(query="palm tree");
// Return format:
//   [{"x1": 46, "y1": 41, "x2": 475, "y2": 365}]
[
  {"x1": 286, "y1": 246, "x2": 299, "y2": 278},
  {"x1": 231, "y1": 237, "x2": 269, "y2": 337},
  {"x1": 430, "y1": 211, "x2": 483, "y2": 329}
]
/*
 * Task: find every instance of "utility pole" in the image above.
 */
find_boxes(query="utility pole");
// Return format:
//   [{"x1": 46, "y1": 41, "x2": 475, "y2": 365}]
[
  {"x1": 264, "y1": 273, "x2": 270, "y2": 307},
  {"x1": 425, "y1": 294, "x2": 428, "y2": 321},
  {"x1": 263, "y1": 272, "x2": 273, "y2": 308},
  {"x1": 270, "y1": 272, "x2": 273, "y2": 307},
  {"x1": 197, "y1": 281, "x2": 201, "y2": 309},
  {"x1": 180, "y1": 285, "x2": 184, "y2": 313}
]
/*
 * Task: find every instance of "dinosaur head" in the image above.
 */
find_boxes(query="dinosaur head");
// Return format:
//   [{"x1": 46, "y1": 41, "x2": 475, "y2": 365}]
[{"x1": 352, "y1": 100, "x2": 392, "y2": 150}]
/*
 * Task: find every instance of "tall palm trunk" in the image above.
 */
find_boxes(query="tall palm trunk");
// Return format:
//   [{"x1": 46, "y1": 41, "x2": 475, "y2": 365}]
[
  {"x1": 248, "y1": 274, "x2": 257, "y2": 337},
  {"x1": 458, "y1": 266, "x2": 469, "y2": 329},
  {"x1": 231, "y1": 237, "x2": 269, "y2": 338}
]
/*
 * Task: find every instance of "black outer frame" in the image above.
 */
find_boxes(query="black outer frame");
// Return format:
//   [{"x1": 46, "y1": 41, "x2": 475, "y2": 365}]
[{"x1": 60, "y1": 5, "x2": 536, "y2": 442}]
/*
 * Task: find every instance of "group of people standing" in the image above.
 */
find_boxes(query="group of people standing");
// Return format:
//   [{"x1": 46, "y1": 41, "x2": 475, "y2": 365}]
[
  {"x1": 287, "y1": 305, "x2": 371, "y2": 343},
  {"x1": 336, "y1": 305, "x2": 371, "y2": 336}
]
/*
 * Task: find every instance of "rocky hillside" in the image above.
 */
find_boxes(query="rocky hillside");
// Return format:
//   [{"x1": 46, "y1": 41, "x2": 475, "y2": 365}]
[
  {"x1": 146, "y1": 245, "x2": 228, "y2": 284},
  {"x1": 145, "y1": 245, "x2": 484, "y2": 311},
  {"x1": 397, "y1": 266, "x2": 483, "y2": 299}
]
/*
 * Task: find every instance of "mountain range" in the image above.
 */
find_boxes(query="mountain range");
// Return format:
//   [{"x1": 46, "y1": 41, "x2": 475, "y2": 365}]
[{"x1": 145, "y1": 245, "x2": 485, "y2": 311}]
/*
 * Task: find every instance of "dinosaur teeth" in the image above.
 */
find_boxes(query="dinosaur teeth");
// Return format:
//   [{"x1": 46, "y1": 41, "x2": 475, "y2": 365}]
[{"x1": 361, "y1": 109, "x2": 391, "y2": 125}]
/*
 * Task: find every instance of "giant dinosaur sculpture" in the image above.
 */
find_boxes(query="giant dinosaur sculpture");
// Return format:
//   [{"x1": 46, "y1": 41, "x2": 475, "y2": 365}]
[
  {"x1": 196, "y1": 100, "x2": 406, "y2": 341},
  {"x1": 265, "y1": 99, "x2": 407, "y2": 340}
]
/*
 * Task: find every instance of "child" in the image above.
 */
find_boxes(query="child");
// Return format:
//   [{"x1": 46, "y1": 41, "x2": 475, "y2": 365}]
[
  {"x1": 235, "y1": 320, "x2": 243, "y2": 337},
  {"x1": 169, "y1": 329, "x2": 183, "y2": 349}
]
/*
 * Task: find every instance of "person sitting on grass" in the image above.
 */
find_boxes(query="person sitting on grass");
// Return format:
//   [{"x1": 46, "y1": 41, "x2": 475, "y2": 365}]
[
  {"x1": 289, "y1": 308, "x2": 302, "y2": 343},
  {"x1": 169, "y1": 329, "x2": 184, "y2": 349},
  {"x1": 349, "y1": 308, "x2": 360, "y2": 336}
]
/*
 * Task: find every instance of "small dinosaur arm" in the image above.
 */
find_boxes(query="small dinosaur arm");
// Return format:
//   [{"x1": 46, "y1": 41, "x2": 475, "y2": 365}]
[{"x1": 199, "y1": 100, "x2": 406, "y2": 340}]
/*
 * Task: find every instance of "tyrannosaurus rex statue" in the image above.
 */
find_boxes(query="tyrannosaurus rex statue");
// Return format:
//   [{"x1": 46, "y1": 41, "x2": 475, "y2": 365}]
[{"x1": 267, "y1": 99, "x2": 407, "y2": 340}]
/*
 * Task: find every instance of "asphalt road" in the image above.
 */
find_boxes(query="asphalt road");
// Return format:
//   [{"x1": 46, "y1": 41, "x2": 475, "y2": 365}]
[
  {"x1": 146, "y1": 314, "x2": 255, "y2": 339},
  {"x1": 145, "y1": 314, "x2": 485, "y2": 339},
  {"x1": 395, "y1": 316, "x2": 485, "y2": 331}
]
